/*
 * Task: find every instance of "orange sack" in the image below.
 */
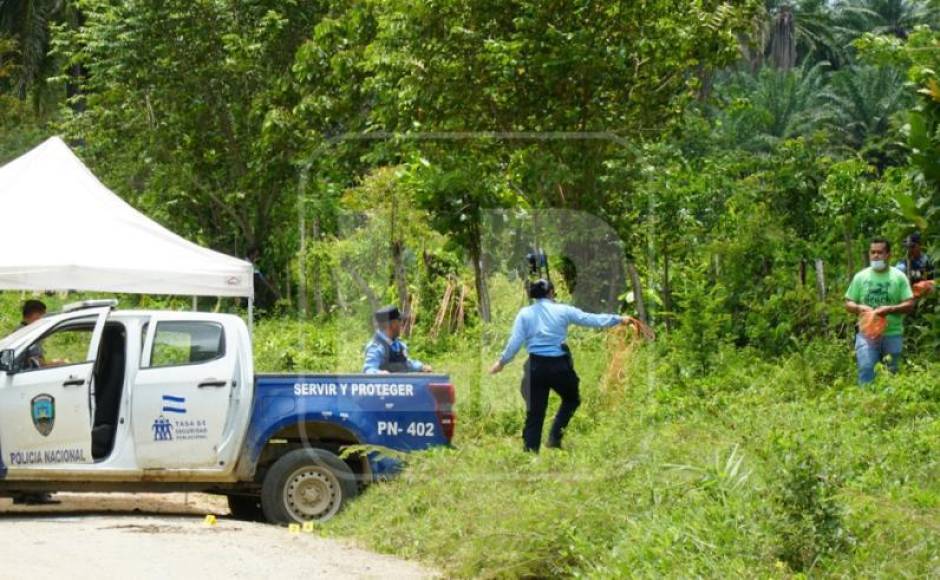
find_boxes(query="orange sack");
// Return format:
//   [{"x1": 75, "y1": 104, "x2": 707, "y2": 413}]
[
  {"x1": 859, "y1": 310, "x2": 887, "y2": 339},
  {"x1": 913, "y1": 280, "x2": 936, "y2": 299}
]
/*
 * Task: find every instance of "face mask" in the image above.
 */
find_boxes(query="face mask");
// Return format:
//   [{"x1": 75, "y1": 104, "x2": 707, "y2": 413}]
[{"x1": 871, "y1": 259, "x2": 887, "y2": 271}]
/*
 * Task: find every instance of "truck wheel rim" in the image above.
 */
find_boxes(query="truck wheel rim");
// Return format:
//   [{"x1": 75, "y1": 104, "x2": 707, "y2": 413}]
[{"x1": 283, "y1": 466, "x2": 341, "y2": 522}]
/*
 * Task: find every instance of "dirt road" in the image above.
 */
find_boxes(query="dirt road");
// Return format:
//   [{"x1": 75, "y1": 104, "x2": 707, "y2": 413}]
[{"x1": 0, "y1": 493, "x2": 434, "y2": 579}]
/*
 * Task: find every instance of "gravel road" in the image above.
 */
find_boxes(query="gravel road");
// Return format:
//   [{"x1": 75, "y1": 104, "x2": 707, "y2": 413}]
[{"x1": 0, "y1": 493, "x2": 433, "y2": 579}]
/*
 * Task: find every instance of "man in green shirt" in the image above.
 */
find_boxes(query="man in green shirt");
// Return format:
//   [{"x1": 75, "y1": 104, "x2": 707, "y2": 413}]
[{"x1": 844, "y1": 237, "x2": 915, "y2": 384}]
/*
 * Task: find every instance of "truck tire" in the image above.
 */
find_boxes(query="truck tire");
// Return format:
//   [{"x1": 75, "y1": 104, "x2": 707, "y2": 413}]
[
  {"x1": 260, "y1": 448, "x2": 358, "y2": 524},
  {"x1": 227, "y1": 494, "x2": 264, "y2": 522}
]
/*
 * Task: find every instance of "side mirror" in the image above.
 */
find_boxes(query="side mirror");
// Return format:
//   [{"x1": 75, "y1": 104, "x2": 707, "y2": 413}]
[{"x1": 0, "y1": 349, "x2": 15, "y2": 374}]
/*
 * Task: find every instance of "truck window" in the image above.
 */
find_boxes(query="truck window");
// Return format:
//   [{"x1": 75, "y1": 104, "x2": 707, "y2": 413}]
[
  {"x1": 19, "y1": 320, "x2": 95, "y2": 371},
  {"x1": 150, "y1": 322, "x2": 225, "y2": 368}
]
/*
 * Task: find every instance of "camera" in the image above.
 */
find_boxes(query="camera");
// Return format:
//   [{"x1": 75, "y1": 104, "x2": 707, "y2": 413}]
[{"x1": 526, "y1": 249, "x2": 548, "y2": 277}]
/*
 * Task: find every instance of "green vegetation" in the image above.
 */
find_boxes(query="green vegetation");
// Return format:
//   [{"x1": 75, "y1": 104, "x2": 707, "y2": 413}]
[
  {"x1": 312, "y1": 284, "x2": 939, "y2": 577},
  {"x1": 2, "y1": 0, "x2": 940, "y2": 576}
]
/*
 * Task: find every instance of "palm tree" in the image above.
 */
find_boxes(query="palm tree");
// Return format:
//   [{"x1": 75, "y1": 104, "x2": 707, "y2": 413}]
[
  {"x1": 835, "y1": 0, "x2": 939, "y2": 40},
  {"x1": 720, "y1": 61, "x2": 836, "y2": 150},
  {"x1": 744, "y1": 0, "x2": 848, "y2": 71},
  {"x1": 827, "y1": 64, "x2": 910, "y2": 147}
]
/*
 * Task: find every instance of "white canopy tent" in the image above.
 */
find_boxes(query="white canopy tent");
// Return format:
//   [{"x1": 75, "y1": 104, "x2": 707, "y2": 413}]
[{"x1": 0, "y1": 137, "x2": 254, "y2": 321}]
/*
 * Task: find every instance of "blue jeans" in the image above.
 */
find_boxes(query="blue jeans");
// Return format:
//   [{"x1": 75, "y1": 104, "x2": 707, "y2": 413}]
[{"x1": 855, "y1": 333, "x2": 903, "y2": 384}]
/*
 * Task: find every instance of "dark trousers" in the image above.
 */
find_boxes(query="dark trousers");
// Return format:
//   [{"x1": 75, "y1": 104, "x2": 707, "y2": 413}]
[{"x1": 520, "y1": 354, "x2": 581, "y2": 452}]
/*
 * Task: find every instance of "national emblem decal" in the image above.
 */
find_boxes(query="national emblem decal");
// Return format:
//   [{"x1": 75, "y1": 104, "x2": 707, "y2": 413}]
[{"x1": 31, "y1": 394, "x2": 55, "y2": 437}]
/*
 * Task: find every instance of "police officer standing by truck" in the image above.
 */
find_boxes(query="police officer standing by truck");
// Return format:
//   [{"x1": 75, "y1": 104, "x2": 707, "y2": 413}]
[
  {"x1": 363, "y1": 305, "x2": 433, "y2": 374},
  {"x1": 490, "y1": 279, "x2": 636, "y2": 452}
]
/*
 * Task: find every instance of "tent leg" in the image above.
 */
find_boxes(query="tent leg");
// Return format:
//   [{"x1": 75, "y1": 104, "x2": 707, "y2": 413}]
[
  {"x1": 248, "y1": 297, "x2": 254, "y2": 335},
  {"x1": 192, "y1": 296, "x2": 198, "y2": 312}
]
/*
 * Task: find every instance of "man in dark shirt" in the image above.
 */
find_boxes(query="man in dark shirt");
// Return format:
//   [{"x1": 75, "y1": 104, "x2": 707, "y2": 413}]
[
  {"x1": 362, "y1": 306, "x2": 432, "y2": 374},
  {"x1": 13, "y1": 300, "x2": 59, "y2": 505},
  {"x1": 21, "y1": 300, "x2": 47, "y2": 368},
  {"x1": 897, "y1": 232, "x2": 935, "y2": 285}
]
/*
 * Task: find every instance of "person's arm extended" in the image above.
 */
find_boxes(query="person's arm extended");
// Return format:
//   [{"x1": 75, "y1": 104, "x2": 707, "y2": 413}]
[
  {"x1": 565, "y1": 305, "x2": 622, "y2": 328},
  {"x1": 403, "y1": 344, "x2": 431, "y2": 373},
  {"x1": 845, "y1": 300, "x2": 872, "y2": 315},
  {"x1": 490, "y1": 312, "x2": 526, "y2": 374},
  {"x1": 362, "y1": 342, "x2": 386, "y2": 374},
  {"x1": 874, "y1": 299, "x2": 915, "y2": 316}
]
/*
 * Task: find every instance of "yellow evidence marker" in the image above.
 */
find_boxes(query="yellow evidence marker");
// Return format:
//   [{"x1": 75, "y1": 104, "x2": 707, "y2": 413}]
[
  {"x1": 302, "y1": 521, "x2": 315, "y2": 533},
  {"x1": 204, "y1": 515, "x2": 217, "y2": 527},
  {"x1": 288, "y1": 523, "x2": 301, "y2": 534}
]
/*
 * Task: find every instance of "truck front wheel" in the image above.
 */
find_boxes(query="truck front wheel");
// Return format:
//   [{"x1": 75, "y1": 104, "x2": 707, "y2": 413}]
[{"x1": 260, "y1": 448, "x2": 358, "y2": 524}]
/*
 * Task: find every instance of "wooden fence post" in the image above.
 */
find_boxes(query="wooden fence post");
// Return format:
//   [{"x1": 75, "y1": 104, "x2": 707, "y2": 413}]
[
  {"x1": 815, "y1": 259, "x2": 827, "y2": 332},
  {"x1": 814, "y1": 259, "x2": 826, "y2": 301}
]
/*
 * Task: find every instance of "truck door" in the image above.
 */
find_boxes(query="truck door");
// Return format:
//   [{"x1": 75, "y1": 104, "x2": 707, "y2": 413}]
[
  {"x1": 0, "y1": 308, "x2": 109, "y2": 471},
  {"x1": 132, "y1": 316, "x2": 239, "y2": 469}
]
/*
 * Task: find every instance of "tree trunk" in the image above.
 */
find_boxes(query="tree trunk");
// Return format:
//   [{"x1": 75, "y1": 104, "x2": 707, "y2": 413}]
[
  {"x1": 662, "y1": 251, "x2": 672, "y2": 330},
  {"x1": 298, "y1": 202, "x2": 308, "y2": 319},
  {"x1": 65, "y1": 8, "x2": 87, "y2": 113},
  {"x1": 390, "y1": 188, "x2": 410, "y2": 333},
  {"x1": 312, "y1": 218, "x2": 325, "y2": 317},
  {"x1": 283, "y1": 264, "x2": 292, "y2": 308},
  {"x1": 332, "y1": 267, "x2": 348, "y2": 313},
  {"x1": 627, "y1": 262, "x2": 647, "y2": 324},
  {"x1": 814, "y1": 259, "x2": 827, "y2": 301},
  {"x1": 345, "y1": 262, "x2": 379, "y2": 317},
  {"x1": 392, "y1": 239, "x2": 411, "y2": 334},
  {"x1": 469, "y1": 235, "x2": 491, "y2": 322},
  {"x1": 815, "y1": 259, "x2": 828, "y2": 333},
  {"x1": 844, "y1": 228, "x2": 856, "y2": 278}
]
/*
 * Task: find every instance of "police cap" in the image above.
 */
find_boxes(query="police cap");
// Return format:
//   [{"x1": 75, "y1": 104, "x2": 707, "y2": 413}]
[{"x1": 374, "y1": 305, "x2": 401, "y2": 323}]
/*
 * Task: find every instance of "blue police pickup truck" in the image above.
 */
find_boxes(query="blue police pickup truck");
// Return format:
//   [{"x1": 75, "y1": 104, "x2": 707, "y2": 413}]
[{"x1": 0, "y1": 301, "x2": 455, "y2": 522}]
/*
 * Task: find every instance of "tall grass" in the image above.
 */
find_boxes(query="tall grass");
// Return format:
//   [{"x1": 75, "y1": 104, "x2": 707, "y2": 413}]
[{"x1": 325, "y1": 338, "x2": 940, "y2": 577}]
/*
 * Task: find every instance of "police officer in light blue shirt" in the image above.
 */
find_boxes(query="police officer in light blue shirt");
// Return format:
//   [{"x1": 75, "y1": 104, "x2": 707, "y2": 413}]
[
  {"x1": 490, "y1": 279, "x2": 633, "y2": 452},
  {"x1": 363, "y1": 305, "x2": 433, "y2": 374}
]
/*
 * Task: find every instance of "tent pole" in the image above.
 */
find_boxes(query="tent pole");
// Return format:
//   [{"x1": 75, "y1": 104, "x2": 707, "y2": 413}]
[
  {"x1": 248, "y1": 297, "x2": 254, "y2": 335},
  {"x1": 192, "y1": 296, "x2": 197, "y2": 312}
]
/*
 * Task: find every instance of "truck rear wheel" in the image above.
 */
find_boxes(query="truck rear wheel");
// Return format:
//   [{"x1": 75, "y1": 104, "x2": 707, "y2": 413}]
[
  {"x1": 260, "y1": 448, "x2": 358, "y2": 524},
  {"x1": 227, "y1": 494, "x2": 264, "y2": 522}
]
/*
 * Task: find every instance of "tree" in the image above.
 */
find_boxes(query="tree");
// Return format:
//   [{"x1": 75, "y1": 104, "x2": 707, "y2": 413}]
[
  {"x1": 59, "y1": 0, "x2": 329, "y2": 306},
  {"x1": 856, "y1": 27, "x2": 940, "y2": 228},
  {"x1": 363, "y1": 0, "x2": 758, "y2": 320},
  {"x1": 718, "y1": 61, "x2": 835, "y2": 150},
  {"x1": 836, "y1": 0, "x2": 938, "y2": 40},
  {"x1": 826, "y1": 64, "x2": 911, "y2": 163},
  {"x1": 0, "y1": 0, "x2": 84, "y2": 107},
  {"x1": 742, "y1": 0, "x2": 849, "y2": 72}
]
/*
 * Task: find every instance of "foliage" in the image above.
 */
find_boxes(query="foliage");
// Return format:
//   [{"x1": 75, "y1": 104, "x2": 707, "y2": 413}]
[
  {"x1": 1, "y1": 5, "x2": 940, "y2": 575},
  {"x1": 715, "y1": 62, "x2": 835, "y2": 151},
  {"x1": 0, "y1": 0, "x2": 74, "y2": 105},
  {"x1": 325, "y1": 339, "x2": 940, "y2": 577},
  {"x1": 55, "y1": 0, "x2": 331, "y2": 304}
]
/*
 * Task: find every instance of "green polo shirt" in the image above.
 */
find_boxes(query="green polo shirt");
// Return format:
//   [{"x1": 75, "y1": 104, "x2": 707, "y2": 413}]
[{"x1": 845, "y1": 266, "x2": 913, "y2": 336}]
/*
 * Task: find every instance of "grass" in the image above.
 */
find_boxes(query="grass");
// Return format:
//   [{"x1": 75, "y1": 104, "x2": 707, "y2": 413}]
[
  {"x1": 324, "y1": 337, "x2": 940, "y2": 578},
  {"x1": 3, "y1": 290, "x2": 937, "y2": 577}
]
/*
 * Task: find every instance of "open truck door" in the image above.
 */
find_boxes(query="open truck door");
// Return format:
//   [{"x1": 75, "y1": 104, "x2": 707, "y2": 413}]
[{"x1": 0, "y1": 306, "x2": 110, "y2": 472}]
